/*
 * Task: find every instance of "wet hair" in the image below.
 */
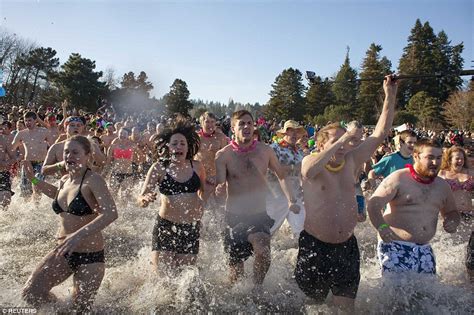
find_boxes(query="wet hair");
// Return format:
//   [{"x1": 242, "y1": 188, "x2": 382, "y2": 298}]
[
  {"x1": 413, "y1": 138, "x2": 442, "y2": 155},
  {"x1": 231, "y1": 110, "x2": 253, "y2": 126},
  {"x1": 67, "y1": 135, "x2": 92, "y2": 155},
  {"x1": 153, "y1": 118, "x2": 200, "y2": 166},
  {"x1": 441, "y1": 146, "x2": 469, "y2": 170},
  {"x1": 23, "y1": 111, "x2": 37, "y2": 120},
  {"x1": 316, "y1": 122, "x2": 345, "y2": 147}
]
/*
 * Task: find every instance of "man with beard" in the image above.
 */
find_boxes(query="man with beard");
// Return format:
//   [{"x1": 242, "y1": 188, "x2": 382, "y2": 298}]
[
  {"x1": 367, "y1": 139, "x2": 460, "y2": 275},
  {"x1": 295, "y1": 76, "x2": 397, "y2": 311},
  {"x1": 11, "y1": 111, "x2": 53, "y2": 198},
  {"x1": 42, "y1": 117, "x2": 105, "y2": 176},
  {"x1": 215, "y1": 110, "x2": 300, "y2": 290}
]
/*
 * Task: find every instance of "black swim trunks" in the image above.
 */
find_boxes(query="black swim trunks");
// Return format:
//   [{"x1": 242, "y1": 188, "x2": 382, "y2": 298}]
[
  {"x1": 294, "y1": 230, "x2": 360, "y2": 302},
  {"x1": 467, "y1": 231, "x2": 474, "y2": 271},
  {"x1": 152, "y1": 215, "x2": 201, "y2": 255},
  {"x1": 224, "y1": 211, "x2": 274, "y2": 265},
  {"x1": 64, "y1": 250, "x2": 105, "y2": 272},
  {"x1": 0, "y1": 171, "x2": 14, "y2": 195}
]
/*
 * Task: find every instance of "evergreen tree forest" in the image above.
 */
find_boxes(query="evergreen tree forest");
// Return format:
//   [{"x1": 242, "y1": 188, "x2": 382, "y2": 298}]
[{"x1": 0, "y1": 19, "x2": 469, "y2": 129}]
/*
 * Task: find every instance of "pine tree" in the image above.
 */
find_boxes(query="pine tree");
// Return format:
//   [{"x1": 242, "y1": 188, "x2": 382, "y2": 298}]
[
  {"x1": 22, "y1": 47, "x2": 59, "y2": 101},
  {"x1": 164, "y1": 79, "x2": 193, "y2": 116},
  {"x1": 305, "y1": 76, "x2": 334, "y2": 118},
  {"x1": 406, "y1": 91, "x2": 439, "y2": 128},
  {"x1": 55, "y1": 53, "x2": 106, "y2": 111},
  {"x1": 398, "y1": 19, "x2": 464, "y2": 114},
  {"x1": 357, "y1": 43, "x2": 392, "y2": 124},
  {"x1": 332, "y1": 47, "x2": 358, "y2": 113},
  {"x1": 266, "y1": 68, "x2": 306, "y2": 121}
]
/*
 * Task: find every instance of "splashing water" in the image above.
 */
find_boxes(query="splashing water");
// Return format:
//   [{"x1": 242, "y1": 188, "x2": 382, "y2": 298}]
[{"x1": 0, "y1": 181, "x2": 472, "y2": 313}]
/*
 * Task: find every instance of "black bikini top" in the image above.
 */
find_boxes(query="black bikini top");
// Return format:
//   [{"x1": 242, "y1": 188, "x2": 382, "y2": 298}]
[
  {"x1": 52, "y1": 168, "x2": 95, "y2": 216},
  {"x1": 158, "y1": 161, "x2": 201, "y2": 196}
]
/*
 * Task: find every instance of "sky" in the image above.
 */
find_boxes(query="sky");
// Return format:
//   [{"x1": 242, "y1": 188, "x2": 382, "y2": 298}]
[{"x1": 0, "y1": 0, "x2": 472, "y2": 105}]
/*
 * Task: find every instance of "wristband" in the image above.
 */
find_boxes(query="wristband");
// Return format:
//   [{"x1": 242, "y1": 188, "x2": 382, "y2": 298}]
[
  {"x1": 378, "y1": 223, "x2": 390, "y2": 232},
  {"x1": 56, "y1": 163, "x2": 63, "y2": 171},
  {"x1": 31, "y1": 177, "x2": 40, "y2": 186}
]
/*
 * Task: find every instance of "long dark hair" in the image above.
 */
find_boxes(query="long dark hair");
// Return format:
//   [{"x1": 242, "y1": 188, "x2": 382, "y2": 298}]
[{"x1": 153, "y1": 117, "x2": 200, "y2": 166}]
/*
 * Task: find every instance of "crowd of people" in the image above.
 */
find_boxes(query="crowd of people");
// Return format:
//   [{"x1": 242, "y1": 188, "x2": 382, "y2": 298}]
[{"x1": 0, "y1": 75, "x2": 472, "y2": 313}]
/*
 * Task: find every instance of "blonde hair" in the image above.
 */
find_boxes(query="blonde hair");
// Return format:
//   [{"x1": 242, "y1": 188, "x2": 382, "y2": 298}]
[
  {"x1": 441, "y1": 146, "x2": 469, "y2": 171},
  {"x1": 316, "y1": 122, "x2": 345, "y2": 147}
]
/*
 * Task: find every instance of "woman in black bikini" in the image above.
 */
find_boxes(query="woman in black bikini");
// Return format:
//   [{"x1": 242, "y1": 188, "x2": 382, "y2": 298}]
[
  {"x1": 138, "y1": 118, "x2": 207, "y2": 272},
  {"x1": 21, "y1": 135, "x2": 118, "y2": 313}
]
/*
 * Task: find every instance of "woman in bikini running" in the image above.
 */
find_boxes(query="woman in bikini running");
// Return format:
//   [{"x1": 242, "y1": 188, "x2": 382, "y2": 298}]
[
  {"x1": 138, "y1": 118, "x2": 207, "y2": 273},
  {"x1": 21, "y1": 135, "x2": 118, "y2": 313}
]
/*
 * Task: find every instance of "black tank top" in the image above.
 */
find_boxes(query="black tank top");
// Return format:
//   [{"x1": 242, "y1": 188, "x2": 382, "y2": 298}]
[
  {"x1": 158, "y1": 161, "x2": 201, "y2": 196},
  {"x1": 52, "y1": 169, "x2": 94, "y2": 216}
]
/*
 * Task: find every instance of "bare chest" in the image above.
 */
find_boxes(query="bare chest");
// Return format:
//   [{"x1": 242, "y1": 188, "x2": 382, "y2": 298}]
[
  {"x1": 395, "y1": 182, "x2": 444, "y2": 208},
  {"x1": 199, "y1": 137, "x2": 222, "y2": 154},
  {"x1": 227, "y1": 152, "x2": 268, "y2": 180},
  {"x1": 23, "y1": 131, "x2": 47, "y2": 145}
]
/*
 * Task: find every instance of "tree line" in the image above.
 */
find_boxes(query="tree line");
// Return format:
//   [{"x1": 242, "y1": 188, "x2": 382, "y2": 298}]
[
  {"x1": 266, "y1": 19, "x2": 472, "y2": 130},
  {"x1": 0, "y1": 19, "x2": 472, "y2": 129}
]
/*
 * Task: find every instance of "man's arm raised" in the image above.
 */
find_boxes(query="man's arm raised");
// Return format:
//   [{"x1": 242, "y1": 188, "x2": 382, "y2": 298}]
[
  {"x1": 301, "y1": 130, "x2": 355, "y2": 180},
  {"x1": 350, "y1": 75, "x2": 398, "y2": 166}
]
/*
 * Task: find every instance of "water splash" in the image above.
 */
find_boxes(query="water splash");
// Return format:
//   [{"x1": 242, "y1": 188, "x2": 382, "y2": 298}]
[{"x1": 0, "y1": 181, "x2": 472, "y2": 313}]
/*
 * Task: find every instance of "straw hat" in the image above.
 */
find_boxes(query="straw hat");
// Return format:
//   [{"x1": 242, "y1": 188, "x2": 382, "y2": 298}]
[{"x1": 276, "y1": 120, "x2": 307, "y2": 137}]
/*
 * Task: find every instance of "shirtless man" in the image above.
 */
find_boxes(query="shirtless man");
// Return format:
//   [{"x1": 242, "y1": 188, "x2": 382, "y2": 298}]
[
  {"x1": 130, "y1": 127, "x2": 150, "y2": 180},
  {"x1": 42, "y1": 117, "x2": 106, "y2": 176},
  {"x1": 0, "y1": 124, "x2": 18, "y2": 208},
  {"x1": 100, "y1": 123, "x2": 116, "y2": 152},
  {"x1": 44, "y1": 114, "x2": 60, "y2": 143},
  {"x1": 194, "y1": 112, "x2": 228, "y2": 188},
  {"x1": 11, "y1": 111, "x2": 53, "y2": 198},
  {"x1": 367, "y1": 139, "x2": 460, "y2": 275},
  {"x1": 215, "y1": 110, "x2": 299, "y2": 289},
  {"x1": 295, "y1": 75, "x2": 397, "y2": 311}
]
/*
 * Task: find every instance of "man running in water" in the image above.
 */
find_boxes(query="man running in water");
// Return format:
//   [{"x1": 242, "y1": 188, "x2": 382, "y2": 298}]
[
  {"x1": 295, "y1": 75, "x2": 397, "y2": 311},
  {"x1": 194, "y1": 112, "x2": 228, "y2": 190},
  {"x1": 11, "y1": 111, "x2": 53, "y2": 199},
  {"x1": 367, "y1": 138, "x2": 460, "y2": 275},
  {"x1": 215, "y1": 110, "x2": 300, "y2": 290}
]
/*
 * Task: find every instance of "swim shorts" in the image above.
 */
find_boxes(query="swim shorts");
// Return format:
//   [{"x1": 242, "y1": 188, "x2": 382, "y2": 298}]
[
  {"x1": 377, "y1": 240, "x2": 436, "y2": 274},
  {"x1": 223, "y1": 211, "x2": 274, "y2": 265},
  {"x1": 294, "y1": 230, "x2": 360, "y2": 301},
  {"x1": 152, "y1": 215, "x2": 201, "y2": 255}
]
